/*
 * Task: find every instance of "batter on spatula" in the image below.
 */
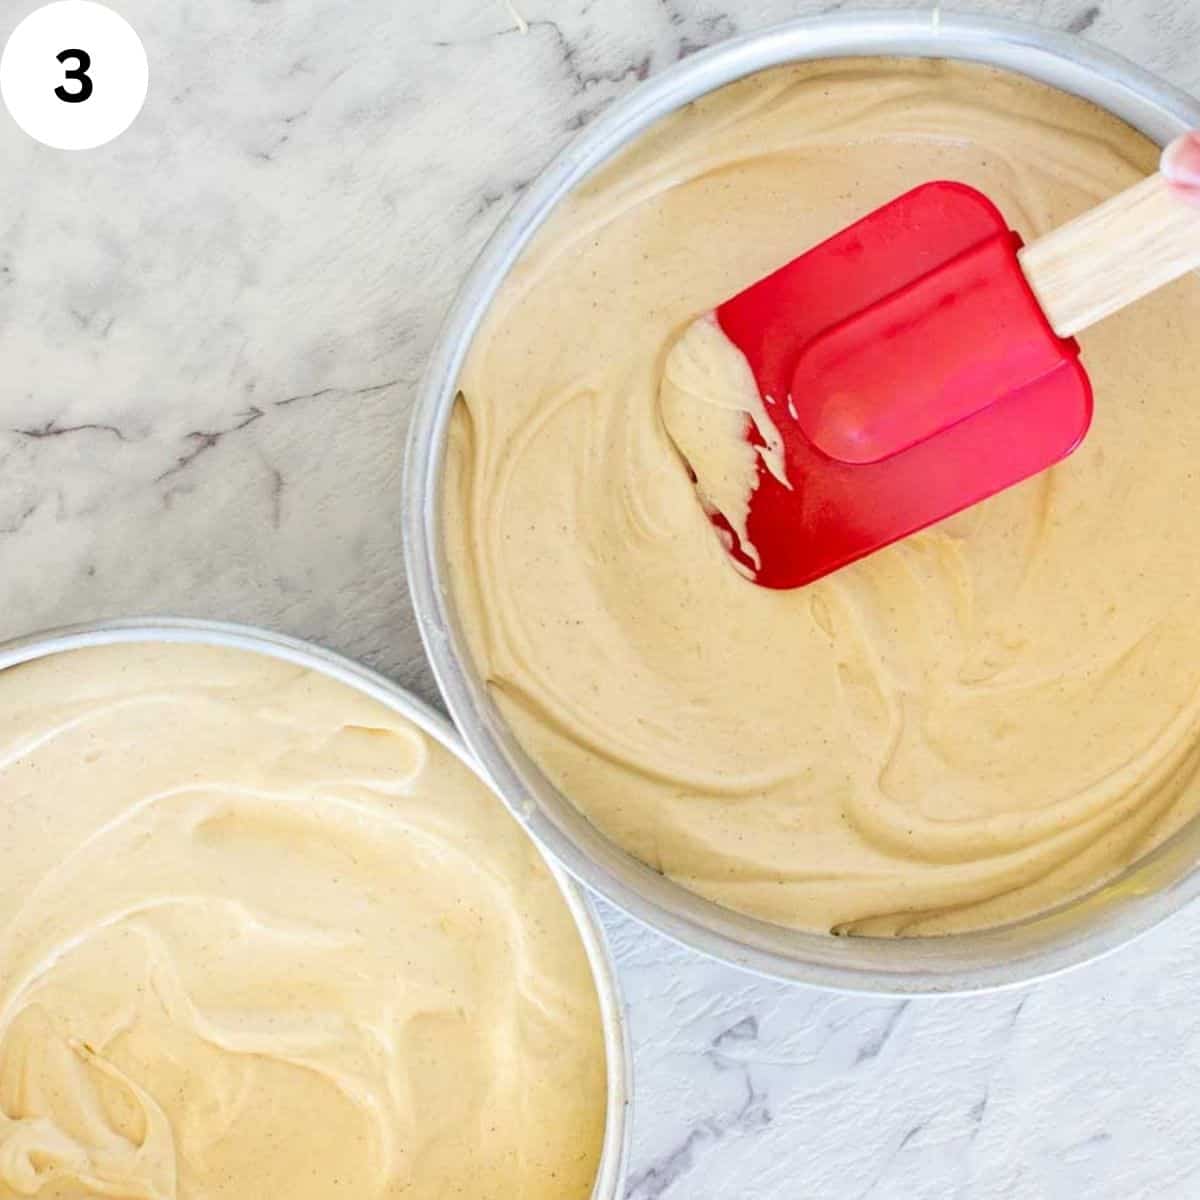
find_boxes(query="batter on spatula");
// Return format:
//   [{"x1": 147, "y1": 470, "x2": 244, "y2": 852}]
[{"x1": 661, "y1": 127, "x2": 1200, "y2": 588}]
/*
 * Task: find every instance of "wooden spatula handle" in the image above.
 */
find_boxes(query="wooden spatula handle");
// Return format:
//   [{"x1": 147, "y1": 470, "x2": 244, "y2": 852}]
[{"x1": 1018, "y1": 171, "x2": 1200, "y2": 338}]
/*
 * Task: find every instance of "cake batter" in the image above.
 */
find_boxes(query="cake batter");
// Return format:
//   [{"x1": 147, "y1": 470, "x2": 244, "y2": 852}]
[
  {"x1": 0, "y1": 643, "x2": 607, "y2": 1198},
  {"x1": 445, "y1": 58, "x2": 1200, "y2": 936}
]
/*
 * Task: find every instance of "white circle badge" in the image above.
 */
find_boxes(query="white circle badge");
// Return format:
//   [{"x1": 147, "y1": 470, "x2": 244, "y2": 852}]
[{"x1": 1, "y1": 1, "x2": 148, "y2": 150}]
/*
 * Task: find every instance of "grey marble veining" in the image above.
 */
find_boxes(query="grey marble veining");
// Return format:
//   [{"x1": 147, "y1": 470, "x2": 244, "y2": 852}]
[
  {"x1": 2, "y1": 1, "x2": 1199, "y2": 1197},
  {"x1": 609, "y1": 896, "x2": 1200, "y2": 1198}
]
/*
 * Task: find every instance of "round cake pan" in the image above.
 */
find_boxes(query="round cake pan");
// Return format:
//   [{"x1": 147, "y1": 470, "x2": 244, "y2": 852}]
[
  {"x1": 404, "y1": 9, "x2": 1200, "y2": 994},
  {"x1": 0, "y1": 617, "x2": 632, "y2": 1199}
]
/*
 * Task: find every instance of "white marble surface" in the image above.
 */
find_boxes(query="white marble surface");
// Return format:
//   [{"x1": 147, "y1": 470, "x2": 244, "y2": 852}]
[{"x1": 3, "y1": 0, "x2": 1200, "y2": 1196}]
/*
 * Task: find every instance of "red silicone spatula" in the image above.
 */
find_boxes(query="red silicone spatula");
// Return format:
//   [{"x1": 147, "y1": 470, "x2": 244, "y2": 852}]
[{"x1": 687, "y1": 149, "x2": 1200, "y2": 589}]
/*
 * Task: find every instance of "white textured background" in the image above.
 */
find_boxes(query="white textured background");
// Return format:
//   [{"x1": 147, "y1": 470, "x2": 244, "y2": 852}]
[{"x1": 2, "y1": 1, "x2": 1199, "y2": 1196}]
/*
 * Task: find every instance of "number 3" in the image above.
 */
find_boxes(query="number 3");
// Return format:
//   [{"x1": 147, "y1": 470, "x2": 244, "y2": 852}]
[{"x1": 55, "y1": 48, "x2": 92, "y2": 103}]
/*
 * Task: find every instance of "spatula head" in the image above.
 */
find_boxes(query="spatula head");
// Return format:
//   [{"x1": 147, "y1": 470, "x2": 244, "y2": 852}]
[{"x1": 712, "y1": 181, "x2": 1093, "y2": 589}]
